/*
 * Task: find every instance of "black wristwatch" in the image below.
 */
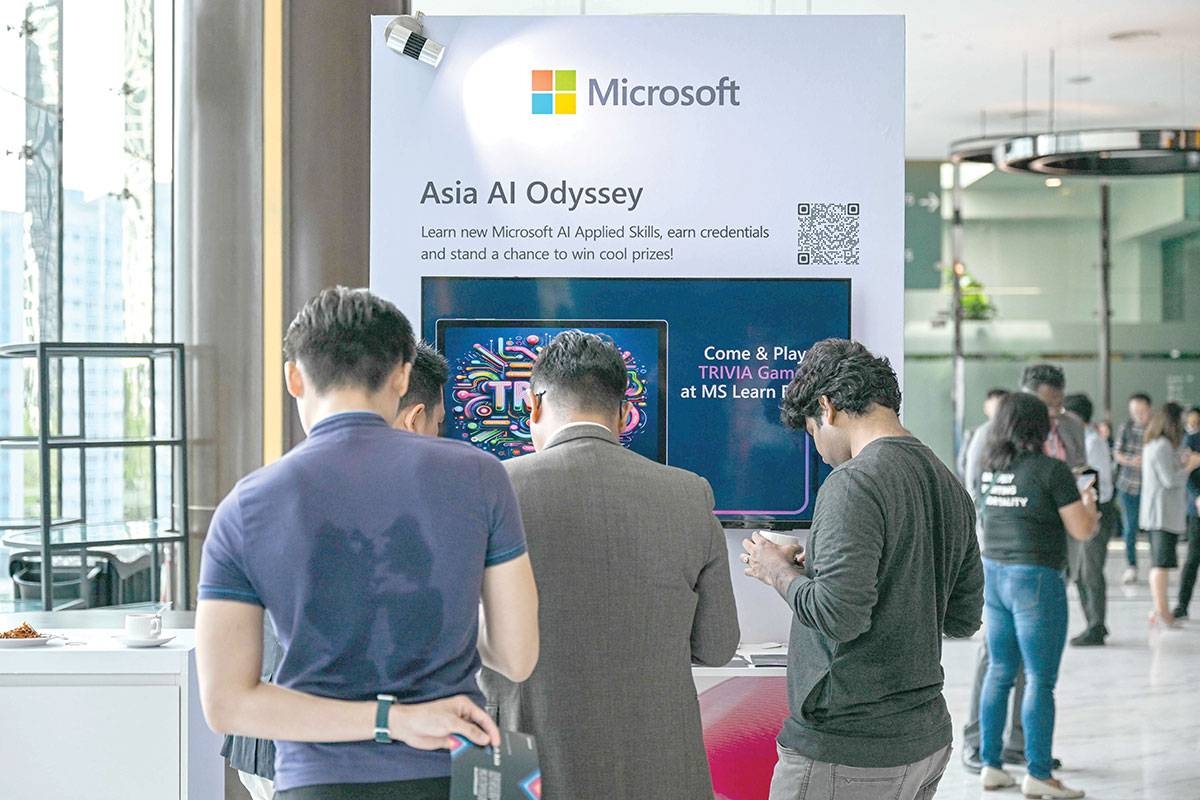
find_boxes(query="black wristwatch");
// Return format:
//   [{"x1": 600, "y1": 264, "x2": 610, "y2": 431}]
[{"x1": 375, "y1": 694, "x2": 397, "y2": 743}]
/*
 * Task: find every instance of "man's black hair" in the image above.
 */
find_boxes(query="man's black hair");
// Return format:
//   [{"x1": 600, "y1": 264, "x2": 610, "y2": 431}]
[
  {"x1": 1020, "y1": 364, "x2": 1065, "y2": 393},
  {"x1": 780, "y1": 339, "x2": 901, "y2": 430},
  {"x1": 530, "y1": 330, "x2": 628, "y2": 414},
  {"x1": 282, "y1": 286, "x2": 415, "y2": 393},
  {"x1": 1062, "y1": 392, "x2": 1094, "y2": 424},
  {"x1": 986, "y1": 388, "x2": 1010, "y2": 400},
  {"x1": 1129, "y1": 392, "x2": 1152, "y2": 406},
  {"x1": 398, "y1": 341, "x2": 450, "y2": 413}
]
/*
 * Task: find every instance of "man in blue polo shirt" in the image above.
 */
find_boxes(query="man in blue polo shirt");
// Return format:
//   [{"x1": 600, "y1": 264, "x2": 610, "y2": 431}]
[{"x1": 196, "y1": 287, "x2": 539, "y2": 800}]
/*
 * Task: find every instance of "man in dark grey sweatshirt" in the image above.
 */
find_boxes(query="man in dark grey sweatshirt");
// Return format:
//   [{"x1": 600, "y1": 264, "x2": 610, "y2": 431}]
[{"x1": 743, "y1": 339, "x2": 983, "y2": 800}]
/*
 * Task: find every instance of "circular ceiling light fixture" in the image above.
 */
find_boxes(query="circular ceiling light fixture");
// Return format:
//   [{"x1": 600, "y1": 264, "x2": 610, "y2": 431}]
[
  {"x1": 950, "y1": 134, "x2": 1013, "y2": 164},
  {"x1": 994, "y1": 128, "x2": 1200, "y2": 176}
]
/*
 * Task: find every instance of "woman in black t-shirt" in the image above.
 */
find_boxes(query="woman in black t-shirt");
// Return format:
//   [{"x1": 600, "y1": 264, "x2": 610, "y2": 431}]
[{"x1": 976, "y1": 393, "x2": 1100, "y2": 800}]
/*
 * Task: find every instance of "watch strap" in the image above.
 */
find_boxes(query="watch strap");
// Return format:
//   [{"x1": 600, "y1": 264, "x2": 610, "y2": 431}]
[{"x1": 374, "y1": 694, "x2": 396, "y2": 743}]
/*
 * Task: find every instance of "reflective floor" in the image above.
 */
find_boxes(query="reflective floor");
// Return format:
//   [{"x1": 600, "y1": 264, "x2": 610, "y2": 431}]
[{"x1": 936, "y1": 545, "x2": 1200, "y2": 799}]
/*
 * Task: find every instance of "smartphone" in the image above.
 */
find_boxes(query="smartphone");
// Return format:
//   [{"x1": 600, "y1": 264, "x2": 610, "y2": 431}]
[{"x1": 1074, "y1": 467, "x2": 1099, "y2": 493}]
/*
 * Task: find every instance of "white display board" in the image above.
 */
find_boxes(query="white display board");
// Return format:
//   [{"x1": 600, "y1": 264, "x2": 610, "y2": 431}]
[
  {"x1": 370, "y1": 14, "x2": 904, "y2": 371},
  {"x1": 370, "y1": 14, "x2": 904, "y2": 640}
]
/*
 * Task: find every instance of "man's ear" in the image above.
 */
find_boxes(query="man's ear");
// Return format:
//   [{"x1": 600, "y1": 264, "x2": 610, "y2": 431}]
[
  {"x1": 397, "y1": 403, "x2": 425, "y2": 433},
  {"x1": 529, "y1": 390, "x2": 544, "y2": 424},
  {"x1": 285, "y1": 361, "x2": 305, "y2": 400},
  {"x1": 817, "y1": 395, "x2": 837, "y2": 426}
]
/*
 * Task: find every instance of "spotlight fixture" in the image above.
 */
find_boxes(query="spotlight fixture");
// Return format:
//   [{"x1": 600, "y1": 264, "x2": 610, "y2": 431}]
[
  {"x1": 384, "y1": 12, "x2": 444, "y2": 68},
  {"x1": 995, "y1": 129, "x2": 1200, "y2": 176},
  {"x1": 1044, "y1": 177, "x2": 1063, "y2": 188}
]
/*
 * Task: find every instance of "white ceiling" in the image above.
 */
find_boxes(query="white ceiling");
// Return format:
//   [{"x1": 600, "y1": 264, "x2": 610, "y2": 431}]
[
  {"x1": 424, "y1": 0, "x2": 1200, "y2": 159},
  {"x1": 801, "y1": 0, "x2": 1200, "y2": 159}
]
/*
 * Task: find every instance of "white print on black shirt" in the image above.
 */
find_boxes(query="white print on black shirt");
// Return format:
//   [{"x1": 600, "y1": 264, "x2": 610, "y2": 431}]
[{"x1": 981, "y1": 471, "x2": 1030, "y2": 508}]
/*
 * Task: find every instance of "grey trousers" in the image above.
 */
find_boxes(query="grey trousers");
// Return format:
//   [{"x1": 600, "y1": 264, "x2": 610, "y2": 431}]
[
  {"x1": 1073, "y1": 500, "x2": 1116, "y2": 633},
  {"x1": 769, "y1": 743, "x2": 952, "y2": 800},
  {"x1": 963, "y1": 638, "x2": 1025, "y2": 753}
]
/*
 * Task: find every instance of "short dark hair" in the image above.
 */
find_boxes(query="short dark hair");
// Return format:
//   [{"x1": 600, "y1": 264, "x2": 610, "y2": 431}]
[
  {"x1": 282, "y1": 286, "x2": 415, "y2": 393},
  {"x1": 398, "y1": 341, "x2": 449, "y2": 413},
  {"x1": 986, "y1": 388, "x2": 1009, "y2": 401},
  {"x1": 1021, "y1": 364, "x2": 1065, "y2": 393},
  {"x1": 1129, "y1": 393, "x2": 1152, "y2": 406},
  {"x1": 530, "y1": 330, "x2": 628, "y2": 414},
  {"x1": 1188, "y1": 406, "x2": 1200, "y2": 416},
  {"x1": 983, "y1": 392, "x2": 1051, "y2": 472},
  {"x1": 1062, "y1": 393, "x2": 1094, "y2": 424},
  {"x1": 780, "y1": 339, "x2": 901, "y2": 430}
]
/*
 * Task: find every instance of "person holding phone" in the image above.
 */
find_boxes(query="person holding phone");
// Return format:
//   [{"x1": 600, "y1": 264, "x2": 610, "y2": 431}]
[
  {"x1": 1139, "y1": 402, "x2": 1200, "y2": 627},
  {"x1": 1062, "y1": 393, "x2": 1116, "y2": 647},
  {"x1": 976, "y1": 393, "x2": 1100, "y2": 799},
  {"x1": 742, "y1": 339, "x2": 982, "y2": 800},
  {"x1": 961, "y1": 365, "x2": 1083, "y2": 774}
]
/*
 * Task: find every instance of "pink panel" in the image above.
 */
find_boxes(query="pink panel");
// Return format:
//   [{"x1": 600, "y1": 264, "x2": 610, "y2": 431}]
[{"x1": 700, "y1": 677, "x2": 791, "y2": 800}]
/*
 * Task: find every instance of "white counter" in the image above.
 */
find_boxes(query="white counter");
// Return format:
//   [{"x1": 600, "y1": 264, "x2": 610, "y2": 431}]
[
  {"x1": 693, "y1": 646, "x2": 788, "y2": 694},
  {"x1": 0, "y1": 628, "x2": 225, "y2": 800},
  {"x1": 0, "y1": 622, "x2": 788, "y2": 800},
  {"x1": 693, "y1": 664, "x2": 787, "y2": 679}
]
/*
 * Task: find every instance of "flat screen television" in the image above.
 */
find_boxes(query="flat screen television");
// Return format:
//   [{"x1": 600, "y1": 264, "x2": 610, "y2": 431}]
[{"x1": 423, "y1": 277, "x2": 851, "y2": 529}]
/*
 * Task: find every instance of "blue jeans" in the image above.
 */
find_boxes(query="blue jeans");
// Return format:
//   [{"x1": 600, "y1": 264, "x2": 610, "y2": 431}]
[
  {"x1": 980, "y1": 559, "x2": 1068, "y2": 780},
  {"x1": 1118, "y1": 490, "x2": 1141, "y2": 567}
]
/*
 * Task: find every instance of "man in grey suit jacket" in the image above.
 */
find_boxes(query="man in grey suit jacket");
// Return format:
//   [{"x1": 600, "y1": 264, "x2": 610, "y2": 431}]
[{"x1": 481, "y1": 330, "x2": 739, "y2": 800}]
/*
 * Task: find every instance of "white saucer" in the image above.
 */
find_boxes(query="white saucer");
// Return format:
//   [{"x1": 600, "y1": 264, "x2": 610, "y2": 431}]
[
  {"x1": 0, "y1": 636, "x2": 51, "y2": 649},
  {"x1": 113, "y1": 634, "x2": 176, "y2": 648}
]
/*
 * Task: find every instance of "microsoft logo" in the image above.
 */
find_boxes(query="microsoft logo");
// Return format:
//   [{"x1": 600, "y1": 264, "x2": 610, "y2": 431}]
[
  {"x1": 531, "y1": 70, "x2": 741, "y2": 115},
  {"x1": 531, "y1": 69, "x2": 576, "y2": 115}
]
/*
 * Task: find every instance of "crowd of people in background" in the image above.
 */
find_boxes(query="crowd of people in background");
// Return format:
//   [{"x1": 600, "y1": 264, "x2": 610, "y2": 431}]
[{"x1": 956, "y1": 365, "x2": 1200, "y2": 799}]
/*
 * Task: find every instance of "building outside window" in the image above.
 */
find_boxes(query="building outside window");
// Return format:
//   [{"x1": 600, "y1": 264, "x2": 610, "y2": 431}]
[{"x1": 0, "y1": 0, "x2": 174, "y2": 607}]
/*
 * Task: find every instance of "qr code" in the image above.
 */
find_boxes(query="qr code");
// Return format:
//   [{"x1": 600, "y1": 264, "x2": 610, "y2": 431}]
[{"x1": 797, "y1": 202, "x2": 860, "y2": 266}]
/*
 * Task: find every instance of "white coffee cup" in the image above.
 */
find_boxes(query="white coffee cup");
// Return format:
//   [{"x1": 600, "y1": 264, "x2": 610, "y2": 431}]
[
  {"x1": 125, "y1": 614, "x2": 162, "y2": 640},
  {"x1": 754, "y1": 529, "x2": 802, "y2": 548}
]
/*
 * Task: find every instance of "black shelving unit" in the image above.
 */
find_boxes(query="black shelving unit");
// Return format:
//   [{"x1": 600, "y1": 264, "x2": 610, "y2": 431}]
[{"x1": 0, "y1": 342, "x2": 189, "y2": 611}]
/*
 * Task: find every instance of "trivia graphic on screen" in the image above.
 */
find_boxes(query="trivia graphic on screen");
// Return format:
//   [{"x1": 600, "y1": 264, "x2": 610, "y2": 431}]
[
  {"x1": 435, "y1": 320, "x2": 668, "y2": 462},
  {"x1": 423, "y1": 277, "x2": 850, "y2": 528}
]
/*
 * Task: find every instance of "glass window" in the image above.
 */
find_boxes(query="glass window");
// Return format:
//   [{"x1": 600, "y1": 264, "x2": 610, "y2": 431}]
[{"x1": 0, "y1": 0, "x2": 174, "y2": 607}]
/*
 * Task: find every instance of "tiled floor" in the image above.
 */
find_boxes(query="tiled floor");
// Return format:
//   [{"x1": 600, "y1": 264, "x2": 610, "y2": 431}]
[{"x1": 935, "y1": 546, "x2": 1200, "y2": 800}]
